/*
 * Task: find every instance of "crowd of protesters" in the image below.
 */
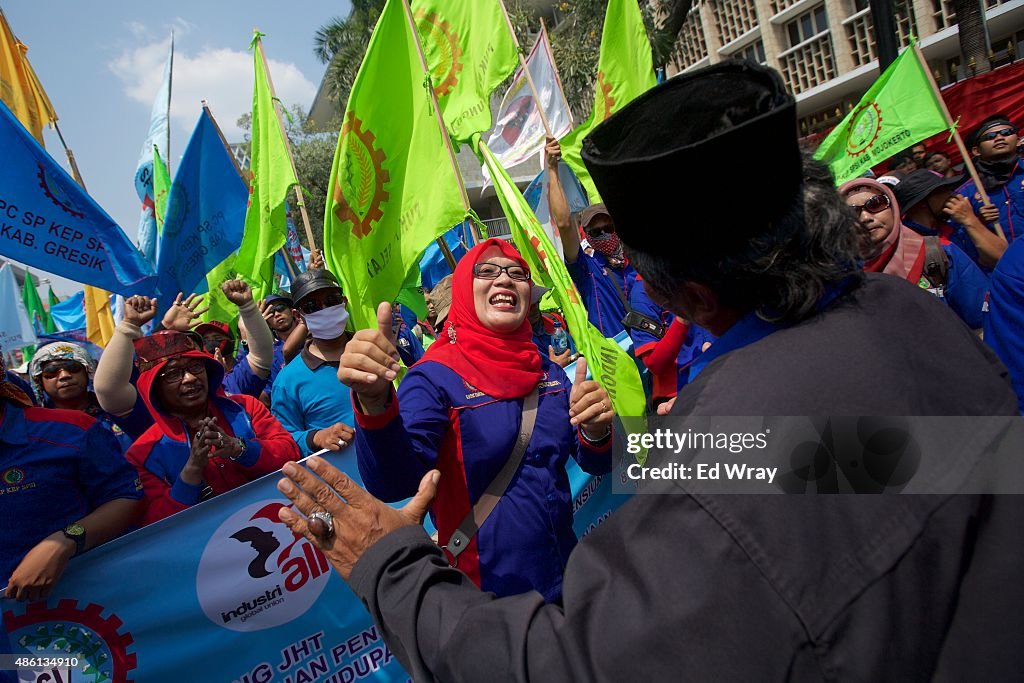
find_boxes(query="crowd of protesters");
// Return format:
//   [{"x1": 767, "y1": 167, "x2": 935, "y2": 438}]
[{"x1": 2, "y1": 60, "x2": 1023, "y2": 678}]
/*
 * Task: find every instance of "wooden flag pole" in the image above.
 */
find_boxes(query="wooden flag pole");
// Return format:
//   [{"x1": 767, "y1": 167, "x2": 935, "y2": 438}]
[
  {"x1": 497, "y1": 0, "x2": 553, "y2": 138},
  {"x1": 400, "y1": 0, "x2": 480, "y2": 253},
  {"x1": 914, "y1": 44, "x2": 1005, "y2": 241},
  {"x1": 253, "y1": 32, "x2": 319, "y2": 256},
  {"x1": 541, "y1": 19, "x2": 574, "y2": 128}
]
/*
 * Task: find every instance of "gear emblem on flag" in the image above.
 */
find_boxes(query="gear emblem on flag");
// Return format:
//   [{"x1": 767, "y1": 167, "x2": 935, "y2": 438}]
[
  {"x1": 36, "y1": 163, "x2": 86, "y2": 219},
  {"x1": 334, "y1": 113, "x2": 390, "y2": 239},
  {"x1": 595, "y1": 72, "x2": 616, "y2": 124},
  {"x1": 845, "y1": 102, "x2": 883, "y2": 158},
  {"x1": 414, "y1": 10, "x2": 464, "y2": 98}
]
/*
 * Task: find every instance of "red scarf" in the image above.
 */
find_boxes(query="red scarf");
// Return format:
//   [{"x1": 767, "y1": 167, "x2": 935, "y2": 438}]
[{"x1": 419, "y1": 238, "x2": 542, "y2": 399}]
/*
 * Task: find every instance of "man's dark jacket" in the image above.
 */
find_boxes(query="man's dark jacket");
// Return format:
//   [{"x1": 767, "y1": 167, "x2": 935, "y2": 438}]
[{"x1": 349, "y1": 274, "x2": 1023, "y2": 682}]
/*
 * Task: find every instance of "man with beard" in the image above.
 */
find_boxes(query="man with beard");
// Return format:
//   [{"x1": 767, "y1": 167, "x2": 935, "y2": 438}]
[
  {"x1": 270, "y1": 269, "x2": 355, "y2": 457},
  {"x1": 956, "y1": 115, "x2": 1023, "y2": 243}
]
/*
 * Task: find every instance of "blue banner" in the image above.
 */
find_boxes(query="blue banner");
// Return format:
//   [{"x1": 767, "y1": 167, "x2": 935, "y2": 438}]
[
  {"x1": 156, "y1": 109, "x2": 247, "y2": 307},
  {"x1": 2, "y1": 452, "x2": 627, "y2": 682},
  {"x1": 0, "y1": 100, "x2": 157, "y2": 297},
  {"x1": 48, "y1": 290, "x2": 86, "y2": 333}
]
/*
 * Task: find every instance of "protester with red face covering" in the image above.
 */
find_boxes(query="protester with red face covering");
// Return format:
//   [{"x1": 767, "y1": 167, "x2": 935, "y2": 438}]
[
  {"x1": 339, "y1": 238, "x2": 614, "y2": 602},
  {"x1": 840, "y1": 177, "x2": 988, "y2": 329},
  {"x1": 125, "y1": 331, "x2": 300, "y2": 525}
]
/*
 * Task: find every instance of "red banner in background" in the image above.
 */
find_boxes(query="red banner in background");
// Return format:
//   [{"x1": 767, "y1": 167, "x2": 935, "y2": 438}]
[{"x1": 923, "y1": 60, "x2": 1024, "y2": 166}]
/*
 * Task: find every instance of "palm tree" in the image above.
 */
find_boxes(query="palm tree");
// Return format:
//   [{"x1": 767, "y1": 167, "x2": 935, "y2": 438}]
[{"x1": 313, "y1": 0, "x2": 386, "y2": 105}]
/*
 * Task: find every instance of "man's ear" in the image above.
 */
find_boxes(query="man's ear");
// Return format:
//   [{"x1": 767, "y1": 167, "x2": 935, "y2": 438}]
[
  {"x1": 678, "y1": 282, "x2": 723, "y2": 332},
  {"x1": 971, "y1": 144, "x2": 981, "y2": 158}
]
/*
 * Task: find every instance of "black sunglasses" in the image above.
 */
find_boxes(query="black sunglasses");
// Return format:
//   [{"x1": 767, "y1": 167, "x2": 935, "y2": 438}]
[
  {"x1": 159, "y1": 360, "x2": 207, "y2": 384},
  {"x1": 980, "y1": 127, "x2": 1016, "y2": 142},
  {"x1": 848, "y1": 193, "x2": 890, "y2": 215},
  {"x1": 472, "y1": 262, "x2": 531, "y2": 282},
  {"x1": 40, "y1": 360, "x2": 86, "y2": 380},
  {"x1": 298, "y1": 292, "x2": 346, "y2": 315},
  {"x1": 268, "y1": 302, "x2": 292, "y2": 314}
]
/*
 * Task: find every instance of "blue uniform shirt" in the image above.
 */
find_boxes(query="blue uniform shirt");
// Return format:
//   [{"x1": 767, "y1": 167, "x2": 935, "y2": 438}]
[
  {"x1": 957, "y1": 160, "x2": 1024, "y2": 244},
  {"x1": 983, "y1": 239, "x2": 1024, "y2": 413},
  {"x1": 222, "y1": 354, "x2": 267, "y2": 398},
  {"x1": 271, "y1": 344, "x2": 355, "y2": 455},
  {"x1": 0, "y1": 404, "x2": 142, "y2": 582},
  {"x1": 567, "y1": 246, "x2": 637, "y2": 338},
  {"x1": 936, "y1": 242, "x2": 989, "y2": 329}
]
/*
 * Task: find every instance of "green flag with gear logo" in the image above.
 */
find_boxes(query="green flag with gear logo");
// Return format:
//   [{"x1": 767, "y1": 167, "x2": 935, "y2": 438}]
[
  {"x1": 235, "y1": 33, "x2": 298, "y2": 301},
  {"x1": 814, "y1": 45, "x2": 949, "y2": 184},
  {"x1": 324, "y1": 0, "x2": 467, "y2": 331},
  {"x1": 560, "y1": 0, "x2": 656, "y2": 203},
  {"x1": 411, "y1": 0, "x2": 519, "y2": 144},
  {"x1": 478, "y1": 138, "x2": 648, "y2": 461}
]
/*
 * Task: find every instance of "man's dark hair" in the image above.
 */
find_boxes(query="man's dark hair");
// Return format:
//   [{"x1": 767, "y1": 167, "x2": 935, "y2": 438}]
[
  {"x1": 888, "y1": 152, "x2": 914, "y2": 170},
  {"x1": 625, "y1": 152, "x2": 863, "y2": 325}
]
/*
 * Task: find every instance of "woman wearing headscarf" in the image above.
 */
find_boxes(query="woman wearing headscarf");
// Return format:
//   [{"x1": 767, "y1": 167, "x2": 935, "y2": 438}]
[
  {"x1": 340, "y1": 238, "x2": 615, "y2": 603},
  {"x1": 840, "y1": 177, "x2": 988, "y2": 329},
  {"x1": 28, "y1": 341, "x2": 134, "y2": 451}
]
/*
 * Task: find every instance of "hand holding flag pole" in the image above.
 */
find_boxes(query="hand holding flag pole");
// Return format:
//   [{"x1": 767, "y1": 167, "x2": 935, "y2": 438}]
[{"x1": 913, "y1": 43, "x2": 1006, "y2": 242}]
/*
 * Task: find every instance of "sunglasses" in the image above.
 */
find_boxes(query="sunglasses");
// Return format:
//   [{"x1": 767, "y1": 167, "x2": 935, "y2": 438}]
[
  {"x1": 40, "y1": 360, "x2": 86, "y2": 380},
  {"x1": 268, "y1": 302, "x2": 292, "y2": 314},
  {"x1": 159, "y1": 360, "x2": 207, "y2": 384},
  {"x1": 472, "y1": 263, "x2": 531, "y2": 282},
  {"x1": 848, "y1": 193, "x2": 890, "y2": 215},
  {"x1": 298, "y1": 292, "x2": 346, "y2": 315},
  {"x1": 980, "y1": 127, "x2": 1017, "y2": 142}
]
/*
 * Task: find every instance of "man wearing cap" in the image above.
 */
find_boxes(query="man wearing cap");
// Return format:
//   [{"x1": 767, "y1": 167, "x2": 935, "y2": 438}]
[
  {"x1": 268, "y1": 61, "x2": 1022, "y2": 681},
  {"x1": 956, "y1": 114, "x2": 1023, "y2": 243},
  {"x1": 419, "y1": 275, "x2": 452, "y2": 349},
  {"x1": 270, "y1": 268, "x2": 355, "y2": 457},
  {"x1": 1, "y1": 354, "x2": 142, "y2": 605},
  {"x1": 125, "y1": 330, "x2": 300, "y2": 525},
  {"x1": 259, "y1": 290, "x2": 307, "y2": 370}
]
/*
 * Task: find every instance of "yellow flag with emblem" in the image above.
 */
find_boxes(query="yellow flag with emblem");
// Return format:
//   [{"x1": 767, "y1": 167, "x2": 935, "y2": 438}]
[
  {"x1": 560, "y1": 0, "x2": 655, "y2": 203},
  {"x1": 0, "y1": 8, "x2": 56, "y2": 145},
  {"x1": 324, "y1": 0, "x2": 466, "y2": 331}
]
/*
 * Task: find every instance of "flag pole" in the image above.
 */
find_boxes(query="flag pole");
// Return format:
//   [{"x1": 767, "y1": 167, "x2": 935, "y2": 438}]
[
  {"x1": 166, "y1": 32, "x2": 174, "y2": 175},
  {"x1": 541, "y1": 19, "x2": 574, "y2": 128},
  {"x1": 913, "y1": 44, "x2": 1005, "y2": 241},
  {"x1": 399, "y1": 0, "x2": 480, "y2": 247},
  {"x1": 497, "y1": 0, "x2": 553, "y2": 138},
  {"x1": 253, "y1": 32, "x2": 318, "y2": 256}
]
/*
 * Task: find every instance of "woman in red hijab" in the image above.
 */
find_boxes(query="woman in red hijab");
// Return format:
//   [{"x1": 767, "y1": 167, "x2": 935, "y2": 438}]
[{"x1": 340, "y1": 238, "x2": 614, "y2": 603}]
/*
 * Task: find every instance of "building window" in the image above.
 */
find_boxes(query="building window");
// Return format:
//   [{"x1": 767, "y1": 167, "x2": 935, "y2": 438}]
[
  {"x1": 787, "y1": 5, "x2": 828, "y2": 48},
  {"x1": 673, "y1": 7, "x2": 708, "y2": 71},
  {"x1": 713, "y1": 0, "x2": 759, "y2": 46},
  {"x1": 845, "y1": 0, "x2": 918, "y2": 67},
  {"x1": 738, "y1": 39, "x2": 767, "y2": 64}
]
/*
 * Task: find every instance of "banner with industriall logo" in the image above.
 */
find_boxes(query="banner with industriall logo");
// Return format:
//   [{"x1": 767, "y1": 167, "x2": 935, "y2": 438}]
[{"x1": 2, "y1": 449, "x2": 628, "y2": 682}]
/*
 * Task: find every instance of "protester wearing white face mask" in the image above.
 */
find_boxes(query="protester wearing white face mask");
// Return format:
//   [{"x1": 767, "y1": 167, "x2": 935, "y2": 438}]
[{"x1": 270, "y1": 269, "x2": 356, "y2": 456}]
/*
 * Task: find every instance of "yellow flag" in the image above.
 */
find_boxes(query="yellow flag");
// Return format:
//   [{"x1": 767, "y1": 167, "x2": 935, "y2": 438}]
[
  {"x1": 84, "y1": 286, "x2": 115, "y2": 347},
  {"x1": 0, "y1": 9, "x2": 57, "y2": 144}
]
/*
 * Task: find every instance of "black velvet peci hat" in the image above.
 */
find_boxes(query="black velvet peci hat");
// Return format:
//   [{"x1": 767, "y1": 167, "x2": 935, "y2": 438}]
[{"x1": 581, "y1": 60, "x2": 801, "y2": 259}]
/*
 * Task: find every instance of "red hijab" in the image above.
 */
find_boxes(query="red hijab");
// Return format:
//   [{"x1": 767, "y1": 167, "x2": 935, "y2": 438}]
[
  {"x1": 839, "y1": 178, "x2": 926, "y2": 284},
  {"x1": 420, "y1": 238, "x2": 542, "y2": 399}
]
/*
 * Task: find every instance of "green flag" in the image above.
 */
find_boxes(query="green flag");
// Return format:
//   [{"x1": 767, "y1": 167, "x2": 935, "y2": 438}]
[
  {"x1": 478, "y1": 138, "x2": 648, "y2": 459},
  {"x1": 153, "y1": 144, "x2": 171, "y2": 234},
  {"x1": 21, "y1": 269, "x2": 54, "y2": 334},
  {"x1": 411, "y1": 0, "x2": 519, "y2": 144},
  {"x1": 814, "y1": 45, "x2": 949, "y2": 184},
  {"x1": 235, "y1": 32, "x2": 298, "y2": 301},
  {"x1": 47, "y1": 285, "x2": 59, "y2": 308},
  {"x1": 561, "y1": 0, "x2": 655, "y2": 202},
  {"x1": 324, "y1": 0, "x2": 467, "y2": 331}
]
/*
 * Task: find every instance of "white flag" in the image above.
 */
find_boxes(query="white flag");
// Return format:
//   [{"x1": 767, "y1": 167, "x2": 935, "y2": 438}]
[
  {"x1": 0, "y1": 263, "x2": 38, "y2": 352},
  {"x1": 485, "y1": 26, "x2": 572, "y2": 174}
]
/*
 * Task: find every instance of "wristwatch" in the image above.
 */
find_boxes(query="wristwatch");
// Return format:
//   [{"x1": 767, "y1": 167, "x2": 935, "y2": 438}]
[
  {"x1": 62, "y1": 523, "x2": 86, "y2": 556},
  {"x1": 230, "y1": 437, "x2": 247, "y2": 461}
]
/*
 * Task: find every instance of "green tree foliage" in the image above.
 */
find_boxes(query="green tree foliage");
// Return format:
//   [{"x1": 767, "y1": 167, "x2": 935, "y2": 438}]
[{"x1": 314, "y1": 0, "x2": 387, "y2": 107}]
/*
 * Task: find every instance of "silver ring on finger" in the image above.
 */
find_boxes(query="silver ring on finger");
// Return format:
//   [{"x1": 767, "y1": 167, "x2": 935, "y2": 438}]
[{"x1": 309, "y1": 510, "x2": 335, "y2": 538}]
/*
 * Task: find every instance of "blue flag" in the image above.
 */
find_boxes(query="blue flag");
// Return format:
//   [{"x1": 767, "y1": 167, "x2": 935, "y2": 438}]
[
  {"x1": 419, "y1": 221, "x2": 471, "y2": 291},
  {"x1": 0, "y1": 100, "x2": 157, "y2": 296},
  {"x1": 135, "y1": 36, "x2": 174, "y2": 267},
  {"x1": 48, "y1": 289, "x2": 86, "y2": 332},
  {"x1": 156, "y1": 109, "x2": 247, "y2": 306}
]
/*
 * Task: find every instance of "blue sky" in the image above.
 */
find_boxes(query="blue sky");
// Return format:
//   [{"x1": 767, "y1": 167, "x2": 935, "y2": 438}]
[{"x1": 4, "y1": 0, "x2": 351, "y2": 295}]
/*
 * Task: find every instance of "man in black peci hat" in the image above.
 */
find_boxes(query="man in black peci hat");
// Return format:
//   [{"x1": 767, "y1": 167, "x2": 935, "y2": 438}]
[
  {"x1": 897, "y1": 168, "x2": 1007, "y2": 269},
  {"x1": 267, "y1": 62, "x2": 1023, "y2": 681},
  {"x1": 955, "y1": 114, "x2": 1023, "y2": 244}
]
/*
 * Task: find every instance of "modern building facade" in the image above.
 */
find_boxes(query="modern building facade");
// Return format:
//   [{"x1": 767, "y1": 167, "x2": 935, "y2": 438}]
[{"x1": 666, "y1": 0, "x2": 1024, "y2": 135}]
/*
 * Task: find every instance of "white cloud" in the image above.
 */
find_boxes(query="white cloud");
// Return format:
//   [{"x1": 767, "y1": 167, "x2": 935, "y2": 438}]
[{"x1": 109, "y1": 35, "x2": 317, "y2": 145}]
